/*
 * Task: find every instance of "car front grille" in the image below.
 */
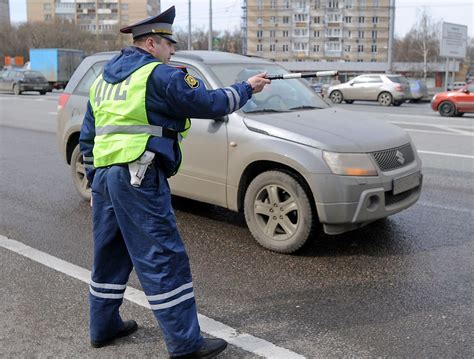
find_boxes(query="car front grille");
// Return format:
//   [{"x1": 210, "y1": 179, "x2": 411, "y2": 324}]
[{"x1": 371, "y1": 144, "x2": 415, "y2": 171}]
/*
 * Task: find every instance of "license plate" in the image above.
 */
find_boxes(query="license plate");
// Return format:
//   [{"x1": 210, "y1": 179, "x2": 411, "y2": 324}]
[{"x1": 393, "y1": 172, "x2": 421, "y2": 195}]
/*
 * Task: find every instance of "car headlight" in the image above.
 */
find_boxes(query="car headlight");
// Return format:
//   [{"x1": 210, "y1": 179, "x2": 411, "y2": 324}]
[{"x1": 323, "y1": 151, "x2": 378, "y2": 176}]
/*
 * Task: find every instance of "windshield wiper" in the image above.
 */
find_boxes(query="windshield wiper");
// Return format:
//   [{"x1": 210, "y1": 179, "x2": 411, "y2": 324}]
[
  {"x1": 245, "y1": 108, "x2": 288, "y2": 113},
  {"x1": 288, "y1": 105, "x2": 322, "y2": 111}
]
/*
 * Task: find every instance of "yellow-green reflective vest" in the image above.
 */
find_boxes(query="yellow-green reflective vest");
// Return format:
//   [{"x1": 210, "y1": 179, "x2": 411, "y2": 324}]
[{"x1": 90, "y1": 62, "x2": 192, "y2": 169}]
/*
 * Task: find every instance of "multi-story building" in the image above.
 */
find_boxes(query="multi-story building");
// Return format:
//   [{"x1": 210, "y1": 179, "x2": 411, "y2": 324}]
[
  {"x1": 243, "y1": 0, "x2": 390, "y2": 63},
  {"x1": 26, "y1": 0, "x2": 160, "y2": 34},
  {"x1": 0, "y1": 0, "x2": 10, "y2": 26}
]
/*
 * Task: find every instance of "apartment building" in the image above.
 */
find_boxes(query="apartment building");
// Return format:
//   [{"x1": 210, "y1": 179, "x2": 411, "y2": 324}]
[
  {"x1": 26, "y1": 0, "x2": 160, "y2": 34},
  {"x1": 243, "y1": 0, "x2": 390, "y2": 62},
  {"x1": 0, "y1": 0, "x2": 10, "y2": 26}
]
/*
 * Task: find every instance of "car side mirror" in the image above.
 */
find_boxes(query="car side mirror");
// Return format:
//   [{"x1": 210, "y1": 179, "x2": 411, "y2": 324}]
[{"x1": 349, "y1": 81, "x2": 355, "y2": 86}]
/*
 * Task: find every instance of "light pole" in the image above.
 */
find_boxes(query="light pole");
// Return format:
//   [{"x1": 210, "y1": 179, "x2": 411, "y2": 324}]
[{"x1": 208, "y1": 0, "x2": 213, "y2": 51}]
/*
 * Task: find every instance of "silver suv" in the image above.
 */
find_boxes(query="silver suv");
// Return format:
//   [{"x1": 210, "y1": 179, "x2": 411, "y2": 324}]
[
  {"x1": 57, "y1": 51, "x2": 422, "y2": 253},
  {"x1": 329, "y1": 74, "x2": 411, "y2": 106}
]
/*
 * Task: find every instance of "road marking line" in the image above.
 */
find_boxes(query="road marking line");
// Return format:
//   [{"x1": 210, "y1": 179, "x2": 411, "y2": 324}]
[
  {"x1": 385, "y1": 113, "x2": 471, "y2": 122},
  {"x1": 418, "y1": 202, "x2": 473, "y2": 214},
  {"x1": 403, "y1": 128, "x2": 473, "y2": 137},
  {"x1": 48, "y1": 112, "x2": 58, "y2": 115},
  {"x1": 0, "y1": 235, "x2": 305, "y2": 359},
  {"x1": 418, "y1": 150, "x2": 474, "y2": 159},
  {"x1": 389, "y1": 120, "x2": 474, "y2": 130}
]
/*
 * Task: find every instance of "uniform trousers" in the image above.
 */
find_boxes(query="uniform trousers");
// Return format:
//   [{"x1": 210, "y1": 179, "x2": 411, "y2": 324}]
[{"x1": 89, "y1": 163, "x2": 203, "y2": 356}]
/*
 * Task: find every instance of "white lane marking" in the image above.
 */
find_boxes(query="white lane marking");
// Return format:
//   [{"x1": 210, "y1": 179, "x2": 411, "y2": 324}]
[
  {"x1": 404, "y1": 128, "x2": 473, "y2": 137},
  {"x1": 389, "y1": 120, "x2": 474, "y2": 130},
  {"x1": 418, "y1": 150, "x2": 474, "y2": 159},
  {"x1": 418, "y1": 202, "x2": 473, "y2": 214},
  {"x1": 0, "y1": 235, "x2": 305, "y2": 359},
  {"x1": 385, "y1": 112, "x2": 471, "y2": 122}
]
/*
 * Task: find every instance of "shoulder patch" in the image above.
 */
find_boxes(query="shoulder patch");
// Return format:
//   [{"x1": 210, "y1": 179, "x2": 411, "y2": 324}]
[{"x1": 184, "y1": 74, "x2": 199, "y2": 89}]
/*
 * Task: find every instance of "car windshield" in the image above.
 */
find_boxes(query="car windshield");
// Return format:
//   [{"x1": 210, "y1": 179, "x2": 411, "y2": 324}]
[
  {"x1": 209, "y1": 64, "x2": 329, "y2": 113},
  {"x1": 23, "y1": 71, "x2": 45, "y2": 79}
]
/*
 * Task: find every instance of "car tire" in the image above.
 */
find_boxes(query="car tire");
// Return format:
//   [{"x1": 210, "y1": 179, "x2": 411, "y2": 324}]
[
  {"x1": 39, "y1": 91, "x2": 46, "y2": 95},
  {"x1": 454, "y1": 111, "x2": 464, "y2": 117},
  {"x1": 71, "y1": 144, "x2": 91, "y2": 200},
  {"x1": 13, "y1": 84, "x2": 21, "y2": 96},
  {"x1": 392, "y1": 101, "x2": 403, "y2": 106},
  {"x1": 378, "y1": 92, "x2": 392, "y2": 106},
  {"x1": 244, "y1": 170, "x2": 314, "y2": 253},
  {"x1": 329, "y1": 90, "x2": 343, "y2": 104},
  {"x1": 438, "y1": 101, "x2": 455, "y2": 117},
  {"x1": 344, "y1": 100, "x2": 354, "y2": 104}
]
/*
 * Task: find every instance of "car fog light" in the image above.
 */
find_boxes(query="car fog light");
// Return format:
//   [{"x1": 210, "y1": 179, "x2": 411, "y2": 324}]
[{"x1": 323, "y1": 151, "x2": 378, "y2": 176}]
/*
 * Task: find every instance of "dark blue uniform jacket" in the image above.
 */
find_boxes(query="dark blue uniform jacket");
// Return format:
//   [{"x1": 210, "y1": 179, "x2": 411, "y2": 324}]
[{"x1": 80, "y1": 46, "x2": 253, "y2": 182}]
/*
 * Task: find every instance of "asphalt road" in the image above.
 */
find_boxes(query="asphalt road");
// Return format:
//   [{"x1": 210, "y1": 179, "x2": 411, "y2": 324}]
[{"x1": 1, "y1": 92, "x2": 473, "y2": 358}]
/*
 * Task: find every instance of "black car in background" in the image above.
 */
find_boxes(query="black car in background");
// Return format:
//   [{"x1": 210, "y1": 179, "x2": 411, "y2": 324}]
[{"x1": 0, "y1": 69, "x2": 50, "y2": 95}]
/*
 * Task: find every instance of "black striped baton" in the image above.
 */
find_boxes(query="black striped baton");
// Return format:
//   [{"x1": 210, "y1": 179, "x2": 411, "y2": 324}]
[{"x1": 265, "y1": 70, "x2": 338, "y2": 80}]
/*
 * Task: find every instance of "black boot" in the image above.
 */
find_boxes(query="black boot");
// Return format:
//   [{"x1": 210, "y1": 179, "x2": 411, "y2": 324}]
[
  {"x1": 91, "y1": 320, "x2": 138, "y2": 348},
  {"x1": 170, "y1": 338, "x2": 228, "y2": 358}
]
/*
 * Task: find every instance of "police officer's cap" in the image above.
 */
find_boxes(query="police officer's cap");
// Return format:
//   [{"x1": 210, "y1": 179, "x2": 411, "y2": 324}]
[{"x1": 120, "y1": 6, "x2": 177, "y2": 43}]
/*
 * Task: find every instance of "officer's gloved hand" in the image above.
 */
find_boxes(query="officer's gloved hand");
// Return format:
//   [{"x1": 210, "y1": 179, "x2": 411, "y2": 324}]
[{"x1": 247, "y1": 73, "x2": 271, "y2": 94}]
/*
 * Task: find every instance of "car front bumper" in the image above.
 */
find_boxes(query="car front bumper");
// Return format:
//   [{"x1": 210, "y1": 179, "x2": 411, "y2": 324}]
[
  {"x1": 308, "y1": 160, "x2": 422, "y2": 235},
  {"x1": 20, "y1": 84, "x2": 50, "y2": 92}
]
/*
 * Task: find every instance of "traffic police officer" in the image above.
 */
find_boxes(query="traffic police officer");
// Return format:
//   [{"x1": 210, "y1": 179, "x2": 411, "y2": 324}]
[{"x1": 79, "y1": 5, "x2": 270, "y2": 358}]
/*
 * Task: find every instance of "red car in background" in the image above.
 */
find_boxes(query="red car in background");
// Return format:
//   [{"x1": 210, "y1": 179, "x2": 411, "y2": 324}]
[{"x1": 431, "y1": 83, "x2": 474, "y2": 117}]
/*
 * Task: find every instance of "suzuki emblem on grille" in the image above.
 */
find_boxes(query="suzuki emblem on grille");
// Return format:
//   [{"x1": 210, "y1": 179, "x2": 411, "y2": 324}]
[{"x1": 395, "y1": 150, "x2": 405, "y2": 164}]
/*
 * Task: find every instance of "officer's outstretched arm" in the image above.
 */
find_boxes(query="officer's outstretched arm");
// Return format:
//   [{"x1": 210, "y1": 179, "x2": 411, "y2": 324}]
[
  {"x1": 79, "y1": 101, "x2": 96, "y2": 185},
  {"x1": 163, "y1": 69, "x2": 254, "y2": 119}
]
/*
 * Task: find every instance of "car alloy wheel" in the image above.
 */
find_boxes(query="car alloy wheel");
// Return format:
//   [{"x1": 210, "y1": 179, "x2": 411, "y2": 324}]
[
  {"x1": 330, "y1": 90, "x2": 343, "y2": 104},
  {"x1": 438, "y1": 101, "x2": 455, "y2": 117},
  {"x1": 244, "y1": 171, "x2": 314, "y2": 253},
  {"x1": 13, "y1": 84, "x2": 21, "y2": 96},
  {"x1": 378, "y1": 92, "x2": 393, "y2": 106},
  {"x1": 71, "y1": 144, "x2": 91, "y2": 200}
]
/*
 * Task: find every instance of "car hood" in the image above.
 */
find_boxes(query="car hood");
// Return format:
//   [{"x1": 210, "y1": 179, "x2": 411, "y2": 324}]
[{"x1": 242, "y1": 108, "x2": 411, "y2": 152}]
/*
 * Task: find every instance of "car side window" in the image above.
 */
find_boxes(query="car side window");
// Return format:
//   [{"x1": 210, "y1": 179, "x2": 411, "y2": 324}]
[
  {"x1": 366, "y1": 76, "x2": 382, "y2": 83},
  {"x1": 353, "y1": 77, "x2": 369, "y2": 84},
  {"x1": 73, "y1": 61, "x2": 106, "y2": 96}
]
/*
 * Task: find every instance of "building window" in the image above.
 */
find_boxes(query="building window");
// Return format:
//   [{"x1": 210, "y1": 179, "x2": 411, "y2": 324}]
[
  {"x1": 327, "y1": 14, "x2": 341, "y2": 22},
  {"x1": 313, "y1": 16, "x2": 320, "y2": 24},
  {"x1": 283, "y1": 30, "x2": 289, "y2": 37},
  {"x1": 294, "y1": 13, "x2": 308, "y2": 22},
  {"x1": 344, "y1": 16, "x2": 352, "y2": 23},
  {"x1": 345, "y1": 0, "x2": 352, "y2": 8},
  {"x1": 121, "y1": 3, "x2": 128, "y2": 10},
  {"x1": 294, "y1": 28, "x2": 308, "y2": 36},
  {"x1": 372, "y1": 30, "x2": 377, "y2": 39},
  {"x1": 346, "y1": 30, "x2": 352, "y2": 38},
  {"x1": 326, "y1": 28, "x2": 341, "y2": 37},
  {"x1": 358, "y1": 16, "x2": 365, "y2": 24},
  {"x1": 325, "y1": 42, "x2": 341, "y2": 51},
  {"x1": 257, "y1": 44, "x2": 263, "y2": 52},
  {"x1": 270, "y1": 30, "x2": 276, "y2": 38},
  {"x1": 293, "y1": 42, "x2": 308, "y2": 51},
  {"x1": 270, "y1": 16, "x2": 276, "y2": 24},
  {"x1": 283, "y1": 0, "x2": 290, "y2": 9},
  {"x1": 373, "y1": 0, "x2": 380, "y2": 8},
  {"x1": 371, "y1": 44, "x2": 377, "y2": 53},
  {"x1": 283, "y1": 16, "x2": 289, "y2": 24},
  {"x1": 44, "y1": 14, "x2": 52, "y2": 21},
  {"x1": 257, "y1": 30, "x2": 263, "y2": 38},
  {"x1": 257, "y1": 17, "x2": 262, "y2": 25},
  {"x1": 313, "y1": 44, "x2": 320, "y2": 52},
  {"x1": 314, "y1": 30, "x2": 321, "y2": 37},
  {"x1": 43, "y1": 3, "x2": 51, "y2": 10},
  {"x1": 344, "y1": 44, "x2": 351, "y2": 52},
  {"x1": 328, "y1": 1, "x2": 339, "y2": 8},
  {"x1": 295, "y1": 1, "x2": 307, "y2": 9},
  {"x1": 371, "y1": 59, "x2": 377, "y2": 62},
  {"x1": 359, "y1": 0, "x2": 366, "y2": 8},
  {"x1": 358, "y1": 31, "x2": 364, "y2": 38},
  {"x1": 270, "y1": 0, "x2": 277, "y2": 9},
  {"x1": 269, "y1": 44, "x2": 276, "y2": 52},
  {"x1": 283, "y1": 44, "x2": 289, "y2": 52},
  {"x1": 257, "y1": 0, "x2": 263, "y2": 10},
  {"x1": 357, "y1": 59, "x2": 364, "y2": 62},
  {"x1": 314, "y1": 0, "x2": 321, "y2": 9},
  {"x1": 357, "y1": 44, "x2": 364, "y2": 52},
  {"x1": 372, "y1": 16, "x2": 379, "y2": 24}
]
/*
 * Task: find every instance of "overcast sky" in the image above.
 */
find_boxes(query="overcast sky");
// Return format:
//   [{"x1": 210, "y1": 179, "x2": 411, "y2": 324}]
[{"x1": 9, "y1": 0, "x2": 473, "y2": 37}]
